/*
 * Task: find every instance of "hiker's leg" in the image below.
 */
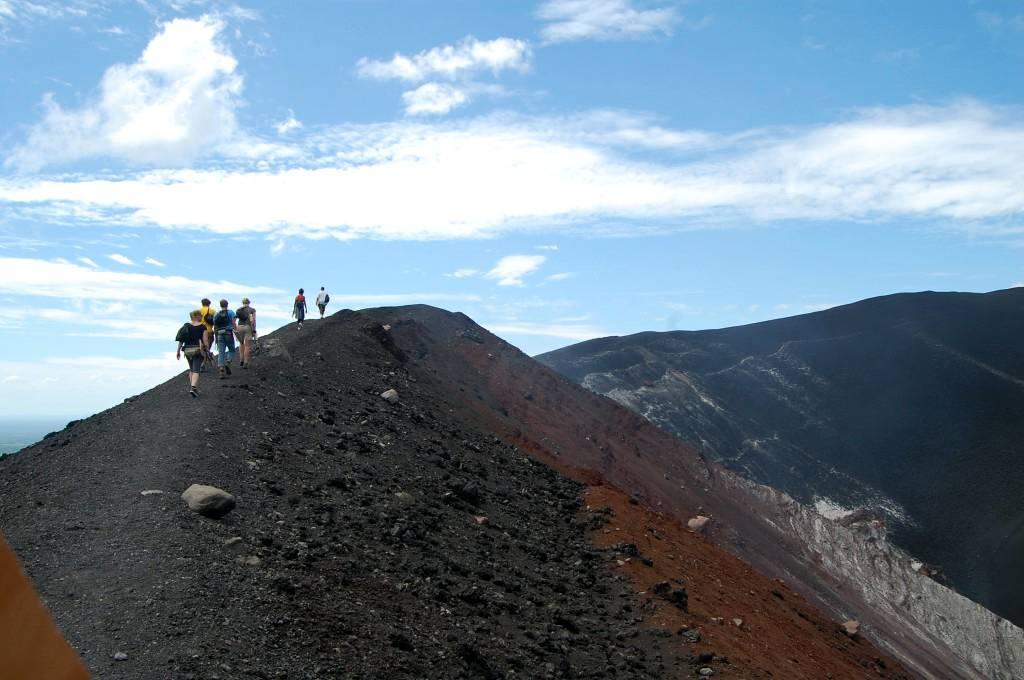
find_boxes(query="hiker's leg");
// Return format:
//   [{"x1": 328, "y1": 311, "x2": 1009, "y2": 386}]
[
  {"x1": 216, "y1": 334, "x2": 227, "y2": 367},
  {"x1": 189, "y1": 355, "x2": 202, "y2": 387}
]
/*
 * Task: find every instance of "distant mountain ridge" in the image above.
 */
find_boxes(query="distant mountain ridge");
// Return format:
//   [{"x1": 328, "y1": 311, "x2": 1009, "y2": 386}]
[{"x1": 538, "y1": 289, "x2": 1024, "y2": 627}]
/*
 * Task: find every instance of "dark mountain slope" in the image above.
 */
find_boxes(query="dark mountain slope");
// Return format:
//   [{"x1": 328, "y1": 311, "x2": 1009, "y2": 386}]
[
  {"x1": 0, "y1": 308, "x2": 922, "y2": 680},
  {"x1": 359, "y1": 305, "x2": 981, "y2": 678},
  {"x1": 537, "y1": 289, "x2": 1024, "y2": 627},
  {"x1": 0, "y1": 312, "x2": 679, "y2": 680}
]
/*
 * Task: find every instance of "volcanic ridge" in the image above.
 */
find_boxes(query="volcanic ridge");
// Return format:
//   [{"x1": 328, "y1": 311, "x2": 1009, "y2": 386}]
[{"x1": 0, "y1": 307, "x2": 930, "y2": 679}]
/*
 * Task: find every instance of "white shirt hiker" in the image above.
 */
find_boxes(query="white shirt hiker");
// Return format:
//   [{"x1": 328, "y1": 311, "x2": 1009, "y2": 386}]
[{"x1": 316, "y1": 290, "x2": 328, "y2": 306}]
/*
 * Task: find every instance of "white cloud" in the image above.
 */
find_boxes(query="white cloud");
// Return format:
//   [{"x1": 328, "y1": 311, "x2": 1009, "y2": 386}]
[
  {"x1": 357, "y1": 36, "x2": 531, "y2": 83},
  {"x1": 0, "y1": 257, "x2": 282, "y2": 306},
  {"x1": 537, "y1": 0, "x2": 678, "y2": 43},
  {"x1": 2, "y1": 375, "x2": 20, "y2": 383},
  {"x1": 6, "y1": 15, "x2": 243, "y2": 171},
  {"x1": 78, "y1": 256, "x2": 99, "y2": 268},
  {"x1": 108, "y1": 253, "x2": 135, "y2": 266},
  {"x1": 144, "y1": 256, "x2": 165, "y2": 267},
  {"x1": 402, "y1": 83, "x2": 469, "y2": 116},
  {"x1": 274, "y1": 110, "x2": 303, "y2": 135},
  {"x1": 2, "y1": 102, "x2": 1023, "y2": 241},
  {"x1": 483, "y1": 321, "x2": 610, "y2": 341},
  {"x1": 445, "y1": 268, "x2": 480, "y2": 278},
  {"x1": 486, "y1": 255, "x2": 546, "y2": 286},
  {"x1": 547, "y1": 272, "x2": 574, "y2": 281},
  {"x1": 538, "y1": 244, "x2": 559, "y2": 251}
]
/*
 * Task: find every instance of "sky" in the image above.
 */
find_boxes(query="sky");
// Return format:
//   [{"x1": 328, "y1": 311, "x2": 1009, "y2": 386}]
[{"x1": 0, "y1": 0, "x2": 1023, "y2": 419}]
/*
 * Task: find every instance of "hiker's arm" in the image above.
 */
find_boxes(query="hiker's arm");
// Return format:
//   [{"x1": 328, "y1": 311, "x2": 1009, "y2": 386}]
[
  {"x1": 176, "y1": 341, "x2": 182, "y2": 359},
  {"x1": 252, "y1": 311, "x2": 257, "y2": 337}
]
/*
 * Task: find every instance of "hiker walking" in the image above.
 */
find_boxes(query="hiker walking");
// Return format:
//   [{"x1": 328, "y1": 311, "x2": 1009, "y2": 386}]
[
  {"x1": 212, "y1": 299, "x2": 237, "y2": 379},
  {"x1": 199, "y1": 297, "x2": 216, "y2": 353},
  {"x1": 235, "y1": 297, "x2": 256, "y2": 369},
  {"x1": 293, "y1": 288, "x2": 307, "y2": 329},
  {"x1": 176, "y1": 310, "x2": 211, "y2": 398},
  {"x1": 316, "y1": 287, "x2": 330, "y2": 319}
]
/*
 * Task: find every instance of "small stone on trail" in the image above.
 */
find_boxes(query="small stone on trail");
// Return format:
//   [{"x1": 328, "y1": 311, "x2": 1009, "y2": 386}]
[
  {"x1": 224, "y1": 536, "x2": 244, "y2": 549},
  {"x1": 842, "y1": 620, "x2": 860, "y2": 637},
  {"x1": 699, "y1": 668, "x2": 714, "y2": 677},
  {"x1": 113, "y1": 651, "x2": 128, "y2": 661},
  {"x1": 140, "y1": 489, "x2": 164, "y2": 496},
  {"x1": 732, "y1": 618, "x2": 744, "y2": 628},
  {"x1": 474, "y1": 516, "x2": 489, "y2": 525},
  {"x1": 380, "y1": 389, "x2": 400, "y2": 404},
  {"x1": 239, "y1": 556, "x2": 262, "y2": 566},
  {"x1": 687, "y1": 515, "x2": 711, "y2": 533},
  {"x1": 181, "y1": 484, "x2": 236, "y2": 519}
]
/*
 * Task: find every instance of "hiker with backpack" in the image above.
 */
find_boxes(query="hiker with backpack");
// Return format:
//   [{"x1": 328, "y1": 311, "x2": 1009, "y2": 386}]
[
  {"x1": 293, "y1": 288, "x2": 307, "y2": 329},
  {"x1": 235, "y1": 297, "x2": 256, "y2": 369},
  {"x1": 176, "y1": 310, "x2": 211, "y2": 398},
  {"x1": 212, "y1": 299, "x2": 237, "y2": 379},
  {"x1": 316, "y1": 287, "x2": 330, "y2": 319},
  {"x1": 199, "y1": 298, "x2": 216, "y2": 354}
]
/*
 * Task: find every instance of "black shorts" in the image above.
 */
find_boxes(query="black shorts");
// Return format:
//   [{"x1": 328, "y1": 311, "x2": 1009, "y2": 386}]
[{"x1": 184, "y1": 347, "x2": 204, "y2": 373}]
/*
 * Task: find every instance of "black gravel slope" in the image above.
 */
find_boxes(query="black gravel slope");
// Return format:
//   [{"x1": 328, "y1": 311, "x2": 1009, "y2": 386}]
[
  {"x1": 0, "y1": 311, "x2": 679, "y2": 680},
  {"x1": 538, "y1": 288, "x2": 1024, "y2": 627}
]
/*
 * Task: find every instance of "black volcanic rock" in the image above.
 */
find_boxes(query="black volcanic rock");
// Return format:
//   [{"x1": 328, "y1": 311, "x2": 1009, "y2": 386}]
[
  {"x1": 0, "y1": 311, "x2": 678, "y2": 680},
  {"x1": 538, "y1": 289, "x2": 1024, "y2": 626}
]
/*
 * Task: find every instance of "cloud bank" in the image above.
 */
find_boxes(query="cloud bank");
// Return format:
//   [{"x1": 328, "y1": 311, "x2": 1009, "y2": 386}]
[{"x1": 2, "y1": 102, "x2": 1022, "y2": 240}]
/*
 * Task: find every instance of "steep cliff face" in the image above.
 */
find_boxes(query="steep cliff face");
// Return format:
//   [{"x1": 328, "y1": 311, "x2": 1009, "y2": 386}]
[
  {"x1": 725, "y1": 475, "x2": 1024, "y2": 680},
  {"x1": 538, "y1": 289, "x2": 1024, "y2": 629},
  {"x1": 362, "y1": 305, "x2": 1023, "y2": 679}
]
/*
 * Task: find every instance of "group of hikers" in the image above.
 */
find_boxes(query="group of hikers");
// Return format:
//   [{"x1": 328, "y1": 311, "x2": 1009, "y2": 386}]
[{"x1": 175, "y1": 287, "x2": 330, "y2": 397}]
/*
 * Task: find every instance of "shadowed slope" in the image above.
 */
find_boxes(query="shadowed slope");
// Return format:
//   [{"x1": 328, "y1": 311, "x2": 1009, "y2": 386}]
[{"x1": 539, "y1": 289, "x2": 1024, "y2": 627}]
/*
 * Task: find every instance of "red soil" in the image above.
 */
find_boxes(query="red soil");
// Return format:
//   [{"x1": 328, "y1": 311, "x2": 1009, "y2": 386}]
[{"x1": 582, "y1": 483, "x2": 910, "y2": 679}]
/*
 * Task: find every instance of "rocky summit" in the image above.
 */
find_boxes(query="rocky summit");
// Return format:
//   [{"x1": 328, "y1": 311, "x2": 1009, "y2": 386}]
[{"x1": 1, "y1": 308, "x2": 925, "y2": 679}]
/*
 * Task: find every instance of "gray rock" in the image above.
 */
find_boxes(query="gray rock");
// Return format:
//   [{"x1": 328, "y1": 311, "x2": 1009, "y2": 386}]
[
  {"x1": 181, "y1": 484, "x2": 236, "y2": 518},
  {"x1": 224, "y1": 536, "x2": 244, "y2": 550},
  {"x1": 380, "y1": 389, "x2": 399, "y2": 404},
  {"x1": 113, "y1": 651, "x2": 128, "y2": 661},
  {"x1": 699, "y1": 668, "x2": 713, "y2": 677},
  {"x1": 140, "y1": 489, "x2": 165, "y2": 496},
  {"x1": 687, "y1": 515, "x2": 710, "y2": 533}
]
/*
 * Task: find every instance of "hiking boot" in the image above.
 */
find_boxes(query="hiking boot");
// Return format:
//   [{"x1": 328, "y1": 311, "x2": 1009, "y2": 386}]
[
  {"x1": 218, "y1": 367, "x2": 226, "y2": 379},
  {"x1": 225, "y1": 364, "x2": 232, "y2": 376},
  {"x1": 189, "y1": 387, "x2": 198, "y2": 398}
]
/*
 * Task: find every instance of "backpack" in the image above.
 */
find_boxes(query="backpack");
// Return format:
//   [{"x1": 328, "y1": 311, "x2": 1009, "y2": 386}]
[
  {"x1": 324, "y1": 293, "x2": 330, "y2": 304},
  {"x1": 202, "y1": 308, "x2": 214, "y2": 326},
  {"x1": 175, "y1": 323, "x2": 190, "y2": 343},
  {"x1": 236, "y1": 306, "x2": 251, "y2": 324},
  {"x1": 213, "y1": 309, "x2": 232, "y2": 332}
]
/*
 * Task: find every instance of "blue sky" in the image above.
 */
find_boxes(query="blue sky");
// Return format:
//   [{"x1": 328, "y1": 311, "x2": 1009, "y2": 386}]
[{"x1": 0, "y1": 0, "x2": 1023, "y2": 418}]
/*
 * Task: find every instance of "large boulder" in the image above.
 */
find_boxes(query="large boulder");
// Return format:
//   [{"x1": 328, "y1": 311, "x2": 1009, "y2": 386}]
[{"x1": 181, "y1": 484, "x2": 236, "y2": 519}]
